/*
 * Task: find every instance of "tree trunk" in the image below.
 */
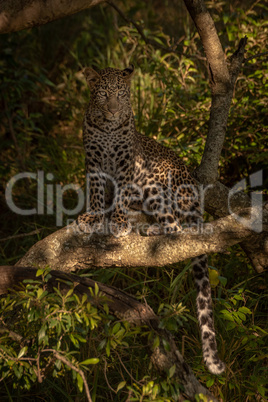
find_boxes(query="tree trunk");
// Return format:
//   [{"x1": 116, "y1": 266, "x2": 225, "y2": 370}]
[{"x1": 183, "y1": 0, "x2": 267, "y2": 272}]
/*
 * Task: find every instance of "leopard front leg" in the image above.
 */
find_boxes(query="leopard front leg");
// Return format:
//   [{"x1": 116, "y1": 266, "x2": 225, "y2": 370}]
[
  {"x1": 109, "y1": 179, "x2": 135, "y2": 237},
  {"x1": 78, "y1": 160, "x2": 106, "y2": 234}
]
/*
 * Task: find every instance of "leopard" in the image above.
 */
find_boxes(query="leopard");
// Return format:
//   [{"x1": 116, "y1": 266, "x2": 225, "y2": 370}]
[{"x1": 78, "y1": 65, "x2": 225, "y2": 375}]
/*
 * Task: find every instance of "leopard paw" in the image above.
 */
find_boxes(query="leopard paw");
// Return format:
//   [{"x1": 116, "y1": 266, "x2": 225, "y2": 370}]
[
  {"x1": 77, "y1": 213, "x2": 104, "y2": 234},
  {"x1": 146, "y1": 224, "x2": 163, "y2": 236},
  {"x1": 109, "y1": 220, "x2": 132, "y2": 237}
]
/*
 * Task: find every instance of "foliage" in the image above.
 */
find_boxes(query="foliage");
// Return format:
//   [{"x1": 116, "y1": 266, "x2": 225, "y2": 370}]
[
  {"x1": 0, "y1": 268, "x2": 191, "y2": 401},
  {"x1": 0, "y1": 0, "x2": 267, "y2": 401}
]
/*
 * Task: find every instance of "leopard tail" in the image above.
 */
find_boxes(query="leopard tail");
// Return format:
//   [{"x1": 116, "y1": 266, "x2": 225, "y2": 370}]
[{"x1": 192, "y1": 254, "x2": 225, "y2": 374}]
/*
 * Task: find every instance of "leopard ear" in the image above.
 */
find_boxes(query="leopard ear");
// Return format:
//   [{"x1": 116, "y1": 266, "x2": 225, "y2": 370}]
[
  {"x1": 122, "y1": 64, "x2": 134, "y2": 83},
  {"x1": 82, "y1": 67, "x2": 100, "y2": 90}
]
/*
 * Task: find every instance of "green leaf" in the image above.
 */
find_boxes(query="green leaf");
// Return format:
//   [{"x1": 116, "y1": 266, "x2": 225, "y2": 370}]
[
  {"x1": 162, "y1": 338, "x2": 171, "y2": 352},
  {"x1": 239, "y1": 306, "x2": 252, "y2": 315},
  {"x1": 161, "y1": 380, "x2": 168, "y2": 391},
  {"x1": 114, "y1": 328, "x2": 125, "y2": 338},
  {"x1": 74, "y1": 334, "x2": 87, "y2": 343},
  {"x1": 152, "y1": 384, "x2": 160, "y2": 397},
  {"x1": 152, "y1": 336, "x2": 160, "y2": 349},
  {"x1": 117, "y1": 381, "x2": 126, "y2": 392},
  {"x1": 65, "y1": 288, "x2": 74, "y2": 298},
  {"x1": 106, "y1": 342, "x2": 110, "y2": 357},
  {"x1": 81, "y1": 294, "x2": 88, "y2": 305},
  {"x1": 94, "y1": 282, "x2": 99, "y2": 296},
  {"x1": 237, "y1": 311, "x2": 246, "y2": 321},
  {"x1": 226, "y1": 322, "x2": 237, "y2": 331},
  {"x1": 74, "y1": 312, "x2": 82, "y2": 323},
  {"x1": 53, "y1": 287, "x2": 63, "y2": 298},
  {"x1": 69, "y1": 333, "x2": 79, "y2": 347},
  {"x1": 17, "y1": 346, "x2": 28, "y2": 359},
  {"x1": 80, "y1": 358, "x2": 99, "y2": 365},
  {"x1": 37, "y1": 288, "x2": 47, "y2": 300},
  {"x1": 77, "y1": 373, "x2": 84, "y2": 393},
  {"x1": 206, "y1": 378, "x2": 215, "y2": 387},
  {"x1": 38, "y1": 326, "x2": 46, "y2": 343},
  {"x1": 55, "y1": 359, "x2": 62, "y2": 370},
  {"x1": 220, "y1": 309, "x2": 234, "y2": 322},
  {"x1": 103, "y1": 303, "x2": 109, "y2": 314},
  {"x1": 168, "y1": 364, "x2": 176, "y2": 378},
  {"x1": 13, "y1": 364, "x2": 23, "y2": 379},
  {"x1": 218, "y1": 276, "x2": 227, "y2": 287},
  {"x1": 208, "y1": 268, "x2": 220, "y2": 287},
  {"x1": 48, "y1": 319, "x2": 58, "y2": 328},
  {"x1": 112, "y1": 322, "x2": 121, "y2": 334}
]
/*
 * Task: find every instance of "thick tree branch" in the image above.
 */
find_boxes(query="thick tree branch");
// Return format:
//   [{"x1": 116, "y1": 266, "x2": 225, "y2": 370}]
[
  {"x1": 183, "y1": 0, "x2": 230, "y2": 95},
  {"x1": 181, "y1": 1, "x2": 267, "y2": 271},
  {"x1": 182, "y1": 1, "x2": 247, "y2": 184},
  {"x1": 0, "y1": 265, "x2": 218, "y2": 402},
  {"x1": 0, "y1": 0, "x2": 105, "y2": 34},
  {"x1": 15, "y1": 206, "x2": 266, "y2": 271}
]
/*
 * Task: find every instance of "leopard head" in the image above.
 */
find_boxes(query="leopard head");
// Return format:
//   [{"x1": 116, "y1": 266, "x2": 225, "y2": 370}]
[{"x1": 83, "y1": 65, "x2": 134, "y2": 121}]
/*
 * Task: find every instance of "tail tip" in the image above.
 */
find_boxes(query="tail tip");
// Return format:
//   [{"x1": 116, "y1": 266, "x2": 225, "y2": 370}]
[{"x1": 207, "y1": 360, "x2": 226, "y2": 375}]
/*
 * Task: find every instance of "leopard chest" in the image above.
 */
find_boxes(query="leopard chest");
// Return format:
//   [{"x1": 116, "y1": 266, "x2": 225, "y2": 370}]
[{"x1": 84, "y1": 124, "x2": 135, "y2": 177}]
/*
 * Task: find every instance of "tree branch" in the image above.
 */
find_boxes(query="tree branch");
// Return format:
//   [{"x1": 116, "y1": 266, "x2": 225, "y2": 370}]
[
  {"x1": 0, "y1": 0, "x2": 105, "y2": 33},
  {"x1": 183, "y1": 0, "x2": 230, "y2": 96},
  {"x1": 43, "y1": 349, "x2": 93, "y2": 402},
  {"x1": 182, "y1": 1, "x2": 247, "y2": 185},
  {"x1": 0, "y1": 265, "x2": 218, "y2": 402},
  {"x1": 0, "y1": 228, "x2": 45, "y2": 243},
  {"x1": 181, "y1": 1, "x2": 268, "y2": 271},
  {"x1": 14, "y1": 206, "x2": 266, "y2": 271},
  {"x1": 244, "y1": 51, "x2": 268, "y2": 63}
]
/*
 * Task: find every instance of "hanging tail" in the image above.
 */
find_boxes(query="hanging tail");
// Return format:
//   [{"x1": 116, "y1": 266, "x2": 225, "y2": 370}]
[{"x1": 192, "y1": 254, "x2": 225, "y2": 374}]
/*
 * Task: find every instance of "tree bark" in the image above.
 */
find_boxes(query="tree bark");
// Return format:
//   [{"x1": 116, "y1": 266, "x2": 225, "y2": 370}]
[
  {"x1": 0, "y1": 0, "x2": 105, "y2": 34},
  {"x1": 183, "y1": 0, "x2": 267, "y2": 272},
  {"x1": 0, "y1": 265, "x2": 219, "y2": 402},
  {"x1": 183, "y1": 0, "x2": 247, "y2": 184},
  {"x1": 201, "y1": 181, "x2": 268, "y2": 272},
  {"x1": 16, "y1": 206, "x2": 266, "y2": 271}
]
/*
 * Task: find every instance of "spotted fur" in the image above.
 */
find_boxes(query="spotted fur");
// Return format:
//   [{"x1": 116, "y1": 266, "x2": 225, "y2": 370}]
[{"x1": 78, "y1": 65, "x2": 225, "y2": 374}]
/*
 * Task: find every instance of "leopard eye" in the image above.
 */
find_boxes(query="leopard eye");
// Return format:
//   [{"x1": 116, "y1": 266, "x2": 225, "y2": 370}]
[
  {"x1": 98, "y1": 90, "x2": 107, "y2": 97},
  {"x1": 118, "y1": 89, "x2": 125, "y2": 96}
]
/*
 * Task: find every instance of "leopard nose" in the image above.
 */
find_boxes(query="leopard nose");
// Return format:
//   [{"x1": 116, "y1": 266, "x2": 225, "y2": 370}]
[
  {"x1": 107, "y1": 96, "x2": 119, "y2": 114},
  {"x1": 108, "y1": 108, "x2": 118, "y2": 115}
]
